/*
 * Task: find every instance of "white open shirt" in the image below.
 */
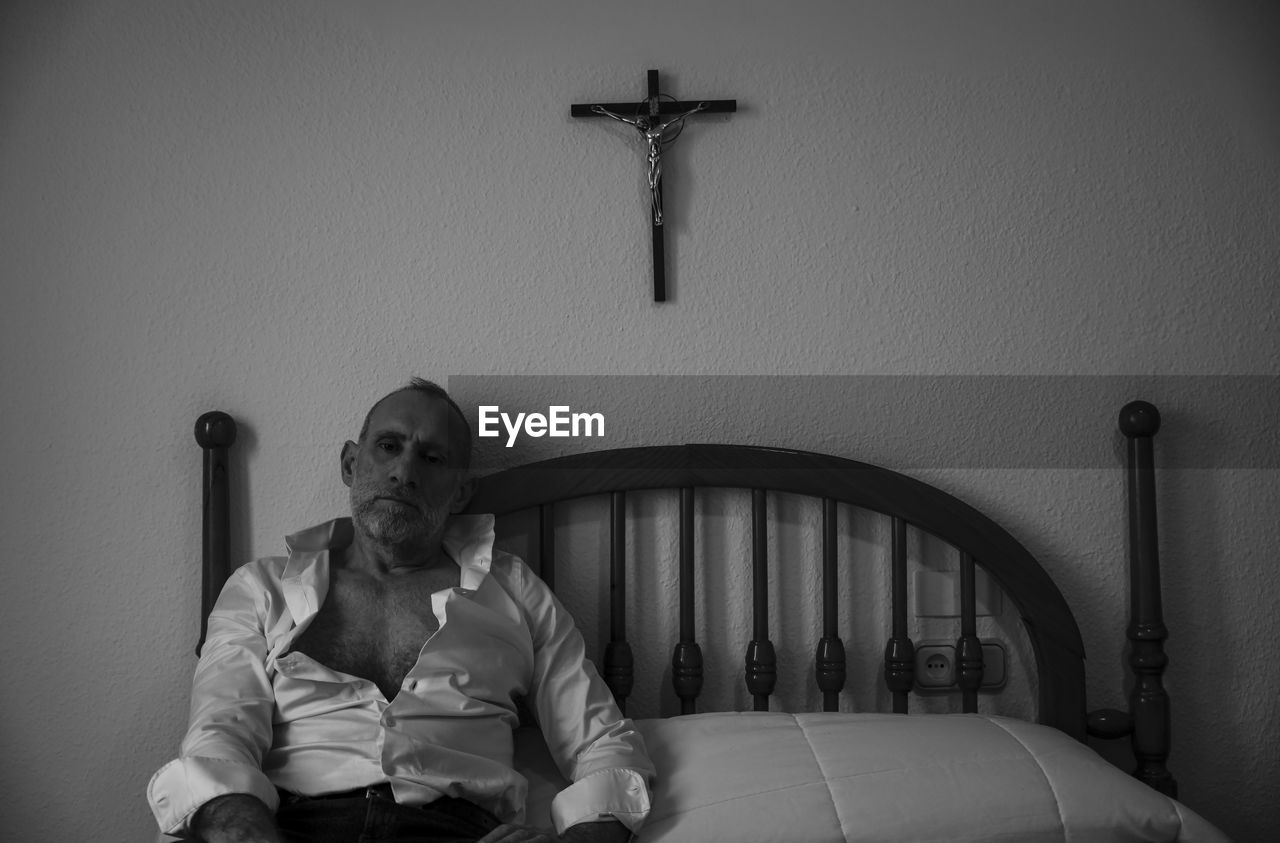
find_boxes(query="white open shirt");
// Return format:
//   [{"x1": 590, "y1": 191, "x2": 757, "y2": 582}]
[{"x1": 148, "y1": 515, "x2": 653, "y2": 836}]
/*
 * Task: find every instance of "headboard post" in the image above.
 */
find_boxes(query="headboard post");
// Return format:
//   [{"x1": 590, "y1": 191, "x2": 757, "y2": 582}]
[
  {"x1": 1119, "y1": 400, "x2": 1176, "y2": 797},
  {"x1": 194, "y1": 411, "x2": 236, "y2": 656}
]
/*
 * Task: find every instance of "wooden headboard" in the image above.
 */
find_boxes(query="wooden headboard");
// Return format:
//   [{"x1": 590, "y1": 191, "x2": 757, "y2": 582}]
[{"x1": 192, "y1": 400, "x2": 1174, "y2": 794}]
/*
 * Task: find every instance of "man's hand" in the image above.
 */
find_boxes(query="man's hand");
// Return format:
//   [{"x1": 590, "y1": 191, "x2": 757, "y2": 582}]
[
  {"x1": 190, "y1": 793, "x2": 283, "y2": 843},
  {"x1": 477, "y1": 818, "x2": 632, "y2": 842}
]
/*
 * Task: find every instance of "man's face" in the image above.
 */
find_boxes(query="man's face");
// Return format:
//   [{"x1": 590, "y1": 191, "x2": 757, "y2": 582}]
[{"x1": 342, "y1": 390, "x2": 473, "y2": 551}]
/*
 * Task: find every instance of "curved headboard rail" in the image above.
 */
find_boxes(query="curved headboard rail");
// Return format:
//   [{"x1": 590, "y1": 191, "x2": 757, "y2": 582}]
[{"x1": 466, "y1": 443, "x2": 1088, "y2": 739}]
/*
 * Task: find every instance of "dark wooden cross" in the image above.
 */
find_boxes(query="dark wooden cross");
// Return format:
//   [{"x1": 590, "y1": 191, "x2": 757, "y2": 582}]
[{"x1": 572, "y1": 70, "x2": 736, "y2": 302}]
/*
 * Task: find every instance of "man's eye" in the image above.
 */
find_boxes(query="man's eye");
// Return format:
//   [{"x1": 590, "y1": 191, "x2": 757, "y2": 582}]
[{"x1": 378, "y1": 442, "x2": 399, "y2": 453}]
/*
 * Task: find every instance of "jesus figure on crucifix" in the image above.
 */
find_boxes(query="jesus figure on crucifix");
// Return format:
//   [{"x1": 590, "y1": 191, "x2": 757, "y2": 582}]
[{"x1": 590, "y1": 101, "x2": 708, "y2": 226}]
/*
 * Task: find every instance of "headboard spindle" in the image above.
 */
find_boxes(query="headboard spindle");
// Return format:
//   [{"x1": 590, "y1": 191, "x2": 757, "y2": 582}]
[
  {"x1": 604, "y1": 491, "x2": 634, "y2": 712},
  {"x1": 745, "y1": 489, "x2": 777, "y2": 710},
  {"x1": 884, "y1": 517, "x2": 915, "y2": 713},
  {"x1": 957, "y1": 552, "x2": 984, "y2": 712},
  {"x1": 671, "y1": 487, "x2": 703, "y2": 714},
  {"x1": 815, "y1": 498, "x2": 847, "y2": 712}
]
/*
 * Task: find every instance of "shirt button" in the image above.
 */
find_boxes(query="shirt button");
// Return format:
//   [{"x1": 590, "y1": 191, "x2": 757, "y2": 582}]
[{"x1": 384, "y1": 716, "x2": 396, "y2": 727}]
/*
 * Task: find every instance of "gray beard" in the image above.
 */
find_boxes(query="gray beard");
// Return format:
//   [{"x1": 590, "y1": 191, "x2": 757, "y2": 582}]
[{"x1": 351, "y1": 497, "x2": 451, "y2": 549}]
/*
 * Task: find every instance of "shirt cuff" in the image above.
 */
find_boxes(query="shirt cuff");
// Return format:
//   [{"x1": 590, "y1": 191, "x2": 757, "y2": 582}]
[
  {"x1": 147, "y1": 756, "x2": 280, "y2": 835},
  {"x1": 549, "y1": 767, "x2": 651, "y2": 835}
]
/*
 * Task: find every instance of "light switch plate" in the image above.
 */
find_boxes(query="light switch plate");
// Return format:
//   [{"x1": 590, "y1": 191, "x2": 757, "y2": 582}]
[{"x1": 913, "y1": 570, "x2": 1003, "y2": 617}]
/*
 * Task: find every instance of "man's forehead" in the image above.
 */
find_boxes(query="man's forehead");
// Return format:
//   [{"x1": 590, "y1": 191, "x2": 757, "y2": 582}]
[{"x1": 363, "y1": 390, "x2": 471, "y2": 455}]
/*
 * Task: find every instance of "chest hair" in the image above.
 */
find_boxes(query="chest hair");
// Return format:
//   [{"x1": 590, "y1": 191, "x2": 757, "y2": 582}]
[{"x1": 291, "y1": 565, "x2": 458, "y2": 701}]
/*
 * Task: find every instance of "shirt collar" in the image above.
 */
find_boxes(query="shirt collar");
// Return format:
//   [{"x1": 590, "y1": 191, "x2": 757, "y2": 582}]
[
  {"x1": 442, "y1": 514, "x2": 496, "y2": 590},
  {"x1": 279, "y1": 515, "x2": 497, "y2": 621}
]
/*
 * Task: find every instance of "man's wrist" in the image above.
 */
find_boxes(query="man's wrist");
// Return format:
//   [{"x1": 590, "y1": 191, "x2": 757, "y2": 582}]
[
  {"x1": 190, "y1": 792, "x2": 282, "y2": 843},
  {"x1": 561, "y1": 817, "x2": 633, "y2": 843}
]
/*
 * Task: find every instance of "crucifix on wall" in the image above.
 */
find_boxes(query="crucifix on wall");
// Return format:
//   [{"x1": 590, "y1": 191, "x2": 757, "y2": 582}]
[{"x1": 572, "y1": 70, "x2": 737, "y2": 302}]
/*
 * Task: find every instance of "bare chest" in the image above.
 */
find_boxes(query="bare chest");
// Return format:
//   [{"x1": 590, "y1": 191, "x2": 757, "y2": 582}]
[{"x1": 291, "y1": 566, "x2": 459, "y2": 700}]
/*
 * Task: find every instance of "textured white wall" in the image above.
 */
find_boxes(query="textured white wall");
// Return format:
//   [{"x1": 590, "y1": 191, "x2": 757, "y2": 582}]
[{"x1": 1, "y1": 1, "x2": 1276, "y2": 840}]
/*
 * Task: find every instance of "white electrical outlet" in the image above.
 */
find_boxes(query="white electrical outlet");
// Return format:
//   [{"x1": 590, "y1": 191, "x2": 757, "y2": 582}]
[
  {"x1": 912, "y1": 640, "x2": 1007, "y2": 691},
  {"x1": 916, "y1": 644, "x2": 955, "y2": 688}
]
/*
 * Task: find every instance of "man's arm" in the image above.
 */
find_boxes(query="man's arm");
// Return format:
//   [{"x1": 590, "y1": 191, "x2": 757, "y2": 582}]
[
  {"x1": 508, "y1": 559, "x2": 654, "y2": 838},
  {"x1": 190, "y1": 794, "x2": 283, "y2": 843},
  {"x1": 148, "y1": 564, "x2": 282, "y2": 836}
]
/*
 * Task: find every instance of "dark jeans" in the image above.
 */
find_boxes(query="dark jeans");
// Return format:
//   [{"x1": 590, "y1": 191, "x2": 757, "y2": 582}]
[{"x1": 275, "y1": 787, "x2": 502, "y2": 843}]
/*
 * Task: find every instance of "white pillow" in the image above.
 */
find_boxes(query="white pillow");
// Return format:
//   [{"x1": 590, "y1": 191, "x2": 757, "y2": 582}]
[{"x1": 517, "y1": 712, "x2": 1228, "y2": 843}]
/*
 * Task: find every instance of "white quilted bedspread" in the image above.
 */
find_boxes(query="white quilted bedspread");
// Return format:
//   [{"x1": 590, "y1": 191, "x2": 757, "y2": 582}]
[{"x1": 606, "y1": 712, "x2": 1228, "y2": 842}]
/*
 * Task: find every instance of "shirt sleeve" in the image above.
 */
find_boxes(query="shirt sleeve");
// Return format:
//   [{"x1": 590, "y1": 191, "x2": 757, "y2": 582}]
[
  {"x1": 147, "y1": 564, "x2": 281, "y2": 835},
  {"x1": 510, "y1": 558, "x2": 655, "y2": 835}
]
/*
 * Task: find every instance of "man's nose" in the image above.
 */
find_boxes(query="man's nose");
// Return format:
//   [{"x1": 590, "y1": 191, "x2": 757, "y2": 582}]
[{"x1": 388, "y1": 453, "x2": 420, "y2": 489}]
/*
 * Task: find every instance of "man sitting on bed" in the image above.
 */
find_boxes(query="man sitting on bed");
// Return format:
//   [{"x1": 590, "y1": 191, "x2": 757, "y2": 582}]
[{"x1": 148, "y1": 379, "x2": 653, "y2": 843}]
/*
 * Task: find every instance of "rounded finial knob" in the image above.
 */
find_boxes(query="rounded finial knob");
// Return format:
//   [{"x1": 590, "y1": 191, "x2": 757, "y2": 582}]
[
  {"x1": 1119, "y1": 401, "x2": 1160, "y2": 438},
  {"x1": 195, "y1": 411, "x2": 237, "y2": 449}
]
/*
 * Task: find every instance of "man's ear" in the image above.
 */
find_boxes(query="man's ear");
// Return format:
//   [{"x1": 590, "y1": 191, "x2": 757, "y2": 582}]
[
  {"x1": 449, "y1": 475, "x2": 477, "y2": 513},
  {"x1": 340, "y1": 441, "x2": 358, "y2": 488}
]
